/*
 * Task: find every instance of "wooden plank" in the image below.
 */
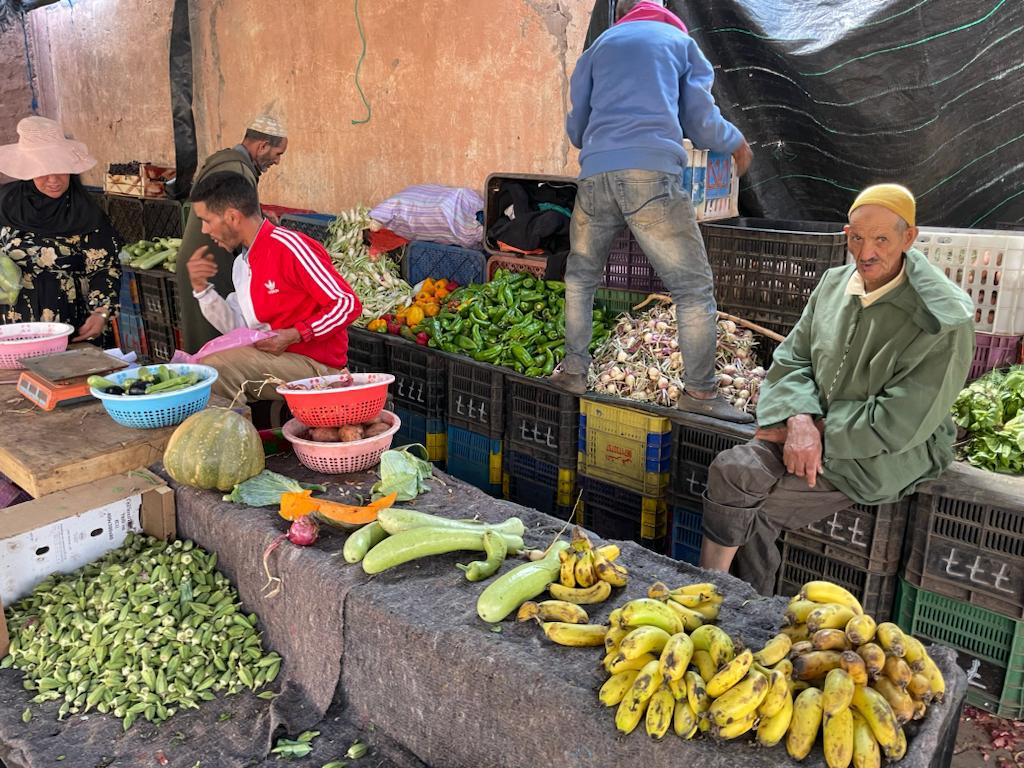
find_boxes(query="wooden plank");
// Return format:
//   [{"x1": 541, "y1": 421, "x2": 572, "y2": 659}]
[{"x1": 0, "y1": 386, "x2": 242, "y2": 498}]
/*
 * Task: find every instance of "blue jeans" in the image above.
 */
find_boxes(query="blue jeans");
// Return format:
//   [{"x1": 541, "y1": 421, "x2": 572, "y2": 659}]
[{"x1": 562, "y1": 169, "x2": 718, "y2": 392}]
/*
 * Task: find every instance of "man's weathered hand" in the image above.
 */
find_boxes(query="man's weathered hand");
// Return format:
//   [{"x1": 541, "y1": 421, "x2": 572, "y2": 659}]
[
  {"x1": 754, "y1": 425, "x2": 787, "y2": 444},
  {"x1": 187, "y1": 246, "x2": 218, "y2": 293},
  {"x1": 733, "y1": 138, "x2": 753, "y2": 177},
  {"x1": 254, "y1": 328, "x2": 300, "y2": 356},
  {"x1": 784, "y1": 414, "x2": 823, "y2": 488}
]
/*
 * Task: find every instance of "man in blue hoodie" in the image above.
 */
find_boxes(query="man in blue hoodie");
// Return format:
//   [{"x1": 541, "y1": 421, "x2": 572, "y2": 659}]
[{"x1": 551, "y1": 0, "x2": 754, "y2": 423}]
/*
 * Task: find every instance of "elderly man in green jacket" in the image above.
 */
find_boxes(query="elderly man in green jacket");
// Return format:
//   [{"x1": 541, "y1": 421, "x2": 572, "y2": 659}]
[{"x1": 699, "y1": 184, "x2": 975, "y2": 595}]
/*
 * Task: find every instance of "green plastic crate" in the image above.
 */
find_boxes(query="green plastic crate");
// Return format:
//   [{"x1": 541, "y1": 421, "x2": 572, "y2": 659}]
[{"x1": 896, "y1": 579, "x2": 1024, "y2": 719}]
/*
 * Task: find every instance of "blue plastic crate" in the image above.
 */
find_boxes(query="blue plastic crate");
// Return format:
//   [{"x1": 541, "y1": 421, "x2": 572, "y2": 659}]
[
  {"x1": 403, "y1": 241, "x2": 486, "y2": 288},
  {"x1": 393, "y1": 406, "x2": 447, "y2": 464},
  {"x1": 446, "y1": 425, "x2": 502, "y2": 496},
  {"x1": 119, "y1": 269, "x2": 141, "y2": 314},
  {"x1": 671, "y1": 502, "x2": 703, "y2": 566},
  {"x1": 505, "y1": 450, "x2": 576, "y2": 517}
]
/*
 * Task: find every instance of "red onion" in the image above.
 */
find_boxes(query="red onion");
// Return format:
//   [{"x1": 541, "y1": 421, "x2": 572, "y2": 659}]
[{"x1": 262, "y1": 515, "x2": 320, "y2": 597}]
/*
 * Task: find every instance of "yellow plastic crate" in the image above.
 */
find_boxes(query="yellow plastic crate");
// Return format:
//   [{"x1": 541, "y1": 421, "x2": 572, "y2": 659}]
[
  {"x1": 426, "y1": 430, "x2": 447, "y2": 463},
  {"x1": 577, "y1": 400, "x2": 672, "y2": 495}
]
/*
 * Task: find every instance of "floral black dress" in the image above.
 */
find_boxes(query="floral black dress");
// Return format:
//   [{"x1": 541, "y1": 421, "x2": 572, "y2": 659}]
[{"x1": 0, "y1": 224, "x2": 121, "y2": 329}]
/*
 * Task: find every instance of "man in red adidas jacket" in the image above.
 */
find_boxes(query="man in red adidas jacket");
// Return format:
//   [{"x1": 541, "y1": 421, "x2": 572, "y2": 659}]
[{"x1": 186, "y1": 171, "x2": 362, "y2": 403}]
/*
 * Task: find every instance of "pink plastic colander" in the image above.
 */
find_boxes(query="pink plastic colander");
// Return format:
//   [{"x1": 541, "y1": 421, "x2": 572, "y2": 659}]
[
  {"x1": 277, "y1": 373, "x2": 394, "y2": 427},
  {"x1": 0, "y1": 322, "x2": 74, "y2": 369},
  {"x1": 282, "y1": 410, "x2": 401, "y2": 474}
]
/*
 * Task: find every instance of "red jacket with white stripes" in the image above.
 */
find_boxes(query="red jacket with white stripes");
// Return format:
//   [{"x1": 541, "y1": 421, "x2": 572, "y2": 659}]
[{"x1": 248, "y1": 221, "x2": 362, "y2": 369}]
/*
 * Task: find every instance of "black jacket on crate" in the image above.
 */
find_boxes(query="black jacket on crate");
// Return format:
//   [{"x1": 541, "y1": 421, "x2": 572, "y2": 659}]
[
  {"x1": 487, "y1": 181, "x2": 576, "y2": 280},
  {"x1": 174, "y1": 146, "x2": 260, "y2": 353}
]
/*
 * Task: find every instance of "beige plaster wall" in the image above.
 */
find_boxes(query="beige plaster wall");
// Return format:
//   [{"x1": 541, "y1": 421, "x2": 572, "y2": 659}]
[
  {"x1": 29, "y1": 0, "x2": 596, "y2": 211},
  {"x1": 0, "y1": 13, "x2": 37, "y2": 179}
]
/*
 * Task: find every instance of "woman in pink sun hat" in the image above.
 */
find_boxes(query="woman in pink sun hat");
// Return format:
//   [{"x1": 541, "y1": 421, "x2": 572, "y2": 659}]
[{"x1": 0, "y1": 116, "x2": 121, "y2": 343}]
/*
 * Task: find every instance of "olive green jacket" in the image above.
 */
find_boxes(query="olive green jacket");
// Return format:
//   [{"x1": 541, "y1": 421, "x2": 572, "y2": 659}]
[
  {"x1": 175, "y1": 147, "x2": 259, "y2": 353},
  {"x1": 756, "y1": 248, "x2": 975, "y2": 505}
]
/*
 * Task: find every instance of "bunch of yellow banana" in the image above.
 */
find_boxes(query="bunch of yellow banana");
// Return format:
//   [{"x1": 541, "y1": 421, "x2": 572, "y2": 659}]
[
  {"x1": 597, "y1": 583, "x2": 751, "y2": 741},
  {"x1": 548, "y1": 528, "x2": 628, "y2": 605},
  {"x1": 776, "y1": 580, "x2": 946, "y2": 767}
]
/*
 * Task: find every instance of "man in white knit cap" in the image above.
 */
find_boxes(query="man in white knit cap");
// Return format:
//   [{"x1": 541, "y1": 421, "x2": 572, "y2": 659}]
[{"x1": 176, "y1": 113, "x2": 289, "y2": 354}]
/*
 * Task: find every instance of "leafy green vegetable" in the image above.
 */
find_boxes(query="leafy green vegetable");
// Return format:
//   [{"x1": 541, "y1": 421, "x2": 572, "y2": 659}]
[
  {"x1": 371, "y1": 445, "x2": 433, "y2": 501},
  {"x1": 223, "y1": 470, "x2": 325, "y2": 507},
  {"x1": 952, "y1": 366, "x2": 1024, "y2": 474}
]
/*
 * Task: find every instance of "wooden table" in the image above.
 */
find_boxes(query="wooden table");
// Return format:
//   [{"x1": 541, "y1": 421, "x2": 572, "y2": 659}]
[{"x1": 0, "y1": 385, "x2": 240, "y2": 498}]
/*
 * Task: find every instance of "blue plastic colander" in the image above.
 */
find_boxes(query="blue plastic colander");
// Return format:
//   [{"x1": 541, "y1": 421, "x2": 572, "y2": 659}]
[{"x1": 90, "y1": 364, "x2": 219, "y2": 429}]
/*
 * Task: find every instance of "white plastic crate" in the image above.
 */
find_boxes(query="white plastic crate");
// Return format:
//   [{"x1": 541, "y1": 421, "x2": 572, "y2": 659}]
[{"x1": 917, "y1": 227, "x2": 1024, "y2": 334}]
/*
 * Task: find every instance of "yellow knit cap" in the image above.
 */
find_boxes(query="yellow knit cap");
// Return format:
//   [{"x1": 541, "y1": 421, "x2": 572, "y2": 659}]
[{"x1": 848, "y1": 183, "x2": 916, "y2": 227}]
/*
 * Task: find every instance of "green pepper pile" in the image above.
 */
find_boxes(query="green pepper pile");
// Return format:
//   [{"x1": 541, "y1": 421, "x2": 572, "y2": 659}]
[{"x1": 421, "y1": 269, "x2": 613, "y2": 376}]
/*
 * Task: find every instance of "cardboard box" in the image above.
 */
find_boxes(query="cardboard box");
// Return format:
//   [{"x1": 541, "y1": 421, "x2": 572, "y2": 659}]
[{"x1": 0, "y1": 469, "x2": 174, "y2": 656}]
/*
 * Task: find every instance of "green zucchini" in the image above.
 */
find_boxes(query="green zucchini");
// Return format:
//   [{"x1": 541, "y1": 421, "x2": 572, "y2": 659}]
[
  {"x1": 343, "y1": 521, "x2": 389, "y2": 564},
  {"x1": 376, "y1": 509, "x2": 525, "y2": 539},
  {"x1": 361, "y1": 528, "x2": 525, "y2": 575},
  {"x1": 476, "y1": 540, "x2": 570, "y2": 623}
]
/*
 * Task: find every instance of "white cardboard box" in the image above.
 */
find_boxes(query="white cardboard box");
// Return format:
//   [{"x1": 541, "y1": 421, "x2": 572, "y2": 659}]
[{"x1": 0, "y1": 469, "x2": 174, "y2": 656}]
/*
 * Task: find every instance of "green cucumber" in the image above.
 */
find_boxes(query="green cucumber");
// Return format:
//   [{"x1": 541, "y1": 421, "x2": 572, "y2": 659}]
[
  {"x1": 476, "y1": 540, "x2": 570, "y2": 623},
  {"x1": 87, "y1": 375, "x2": 120, "y2": 390},
  {"x1": 376, "y1": 509, "x2": 525, "y2": 539},
  {"x1": 343, "y1": 522, "x2": 389, "y2": 564},
  {"x1": 361, "y1": 528, "x2": 525, "y2": 575}
]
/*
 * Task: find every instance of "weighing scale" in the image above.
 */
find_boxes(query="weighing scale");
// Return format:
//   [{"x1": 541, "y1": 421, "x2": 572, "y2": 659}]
[{"x1": 15, "y1": 347, "x2": 129, "y2": 410}]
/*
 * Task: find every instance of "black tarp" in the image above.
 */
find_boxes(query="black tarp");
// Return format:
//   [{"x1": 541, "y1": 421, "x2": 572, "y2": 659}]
[{"x1": 585, "y1": 0, "x2": 1024, "y2": 228}]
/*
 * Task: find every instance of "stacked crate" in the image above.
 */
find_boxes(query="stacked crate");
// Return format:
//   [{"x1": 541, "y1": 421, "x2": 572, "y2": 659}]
[
  {"x1": 776, "y1": 501, "x2": 909, "y2": 620},
  {"x1": 895, "y1": 463, "x2": 1024, "y2": 718},
  {"x1": 576, "y1": 398, "x2": 672, "y2": 552},
  {"x1": 503, "y1": 374, "x2": 579, "y2": 517},
  {"x1": 383, "y1": 336, "x2": 449, "y2": 466},
  {"x1": 112, "y1": 269, "x2": 148, "y2": 359},
  {"x1": 445, "y1": 356, "x2": 504, "y2": 495},
  {"x1": 134, "y1": 269, "x2": 180, "y2": 362},
  {"x1": 666, "y1": 414, "x2": 754, "y2": 565}
]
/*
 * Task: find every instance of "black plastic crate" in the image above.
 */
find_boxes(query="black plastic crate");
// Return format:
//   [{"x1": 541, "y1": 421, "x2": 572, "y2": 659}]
[
  {"x1": 505, "y1": 373, "x2": 579, "y2": 467},
  {"x1": 143, "y1": 198, "x2": 183, "y2": 240},
  {"x1": 106, "y1": 196, "x2": 145, "y2": 244},
  {"x1": 701, "y1": 218, "x2": 847, "y2": 335},
  {"x1": 84, "y1": 185, "x2": 108, "y2": 215},
  {"x1": 669, "y1": 413, "x2": 754, "y2": 504},
  {"x1": 142, "y1": 319, "x2": 180, "y2": 362},
  {"x1": 504, "y1": 450, "x2": 576, "y2": 518},
  {"x1": 784, "y1": 500, "x2": 910, "y2": 573},
  {"x1": 578, "y1": 473, "x2": 668, "y2": 545},
  {"x1": 385, "y1": 337, "x2": 446, "y2": 419},
  {"x1": 603, "y1": 228, "x2": 667, "y2": 293},
  {"x1": 135, "y1": 268, "x2": 179, "y2": 327},
  {"x1": 483, "y1": 172, "x2": 577, "y2": 258},
  {"x1": 347, "y1": 327, "x2": 388, "y2": 374},
  {"x1": 280, "y1": 213, "x2": 335, "y2": 244},
  {"x1": 447, "y1": 357, "x2": 504, "y2": 440},
  {"x1": 776, "y1": 537, "x2": 899, "y2": 621},
  {"x1": 904, "y1": 464, "x2": 1024, "y2": 620}
]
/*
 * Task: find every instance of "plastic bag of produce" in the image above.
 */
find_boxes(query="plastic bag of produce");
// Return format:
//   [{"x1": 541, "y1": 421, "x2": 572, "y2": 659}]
[
  {"x1": 369, "y1": 185, "x2": 483, "y2": 248},
  {"x1": 0, "y1": 253, "x2": 22, "y2": 305},
  {"x1": 170, "y1": 327, "x2": 277, "y2": 363}
]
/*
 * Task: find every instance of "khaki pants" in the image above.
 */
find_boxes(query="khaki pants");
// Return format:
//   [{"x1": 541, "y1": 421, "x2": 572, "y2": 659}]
[
  {"x1": 702, "y1": 439, "x2": 856, "y2": 596},
  {"x1": 202, "y1": 347, "x2": 340, "y2": 402}
]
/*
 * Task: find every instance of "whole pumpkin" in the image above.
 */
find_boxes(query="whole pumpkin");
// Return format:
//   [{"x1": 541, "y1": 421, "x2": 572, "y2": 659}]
[{"x1": 164, "y1": 408, "x2": 265, "y2": 491}]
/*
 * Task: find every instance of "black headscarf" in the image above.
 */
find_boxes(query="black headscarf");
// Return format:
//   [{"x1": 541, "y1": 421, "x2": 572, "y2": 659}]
[{"x1": 0, "y1": 176, "x2": 109, "y2": 238}]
